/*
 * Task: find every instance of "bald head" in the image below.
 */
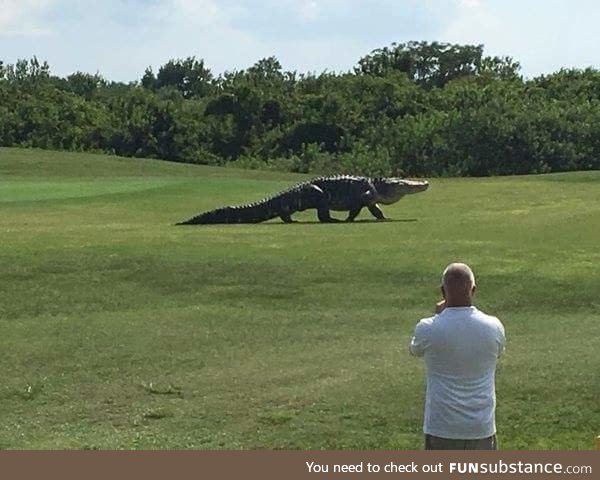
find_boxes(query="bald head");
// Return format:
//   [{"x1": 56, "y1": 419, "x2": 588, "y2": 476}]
[{"x1": 441, "y1": 263, "x2": 476, "y2": 304}]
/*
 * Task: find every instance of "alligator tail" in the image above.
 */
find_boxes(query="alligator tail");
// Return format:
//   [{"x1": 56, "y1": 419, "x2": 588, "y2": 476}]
[{"x1": 176, "y1": 199, "x2": 278, "y2": 225}]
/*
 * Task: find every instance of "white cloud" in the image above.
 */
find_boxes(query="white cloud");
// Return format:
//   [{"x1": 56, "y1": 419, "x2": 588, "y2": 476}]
[
  {"x1": 440, "y1": 0, "x2": 600, "y2": 77},
  {"x1": 153, "y1": 0, "x2": 222, "y2": 26},
  {"x1": 296, "y1": 0, "x2": 320, "y2": 21},
  {"x1": 459, "y1": 0, "x2": 481, "y2": 8},
  {"x1": 4, "y1": 0, "x2": 600, "y2": 80},
  {"x1": 443, "y1": 1, "x2": 500, "y2": 44},
  {"x1": 0, "y1": 0, "x2": 54, "y2": 35}
]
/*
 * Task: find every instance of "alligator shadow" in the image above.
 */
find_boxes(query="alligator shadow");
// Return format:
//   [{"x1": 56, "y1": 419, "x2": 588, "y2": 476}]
[
  {"x1": 262, "y1": 218, "x2": 418, "y2": 226},
  {"x1": 175, "y1": 218, "x2": 418, "y2": 227}
]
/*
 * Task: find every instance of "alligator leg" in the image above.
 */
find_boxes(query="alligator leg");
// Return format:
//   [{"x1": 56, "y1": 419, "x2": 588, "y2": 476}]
[
  {"x1": 279, "y1": 212, "x2": 295, "y2": 223},
  {"x1": 346, "y1": 207, "x2": 362, "y2": 222},
  {"x1": 317, "y1": 207, "x2": 340, "y2": 223},
  {"x1": 368, "y1": 204, "x2": 387, "y2": 221},
  {"x1": 306, "y1": 186, "x2": 338, "y2": 223}
]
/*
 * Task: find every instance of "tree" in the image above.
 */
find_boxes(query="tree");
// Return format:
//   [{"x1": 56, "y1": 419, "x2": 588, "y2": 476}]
[
  {"x1": 3, "y1": 46, "x2": 599, "y2": 177},
  {"x1": 2, "y1": 57, "x2": 50, "y2": 88},
  {"x1": 65, "y1": 72, "x2": 106, "y2": 99},
  {"x1": 147, "y1": 57, "x2": 213, "y2": 98},
  {"x1": 141, "y1": 67, "x2": 157, "y2": 90},
  {"x1": 356, "y1": 41, "x2": 520, "y2": 88},
  {"x1": 246, "y1": 57, "x2": 284, "y2": 84}
]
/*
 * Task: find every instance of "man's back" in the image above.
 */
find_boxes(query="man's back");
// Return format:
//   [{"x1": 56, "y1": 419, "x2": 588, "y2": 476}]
[{"x1": 410, "y1": 306, "x2": 505, "y2": 439}]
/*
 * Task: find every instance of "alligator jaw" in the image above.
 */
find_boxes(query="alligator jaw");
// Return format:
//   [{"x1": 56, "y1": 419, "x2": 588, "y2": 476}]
[
  {"x1": 404, "y1": 179, "x2": 429, "y2": 192},
  {"x1": 375, "y1": 178, "x2": 429, "y2": 205}
]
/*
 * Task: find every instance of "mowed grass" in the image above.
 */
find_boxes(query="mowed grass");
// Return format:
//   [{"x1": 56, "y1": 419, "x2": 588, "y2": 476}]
[{"x1": 1, "y1": 147, "x2": 599, "y2": 450}]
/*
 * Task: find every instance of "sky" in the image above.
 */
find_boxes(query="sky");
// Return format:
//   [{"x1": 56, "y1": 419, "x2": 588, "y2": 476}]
[{"x1": 2, "y1": 0, "x2": 600, "y2": 81}]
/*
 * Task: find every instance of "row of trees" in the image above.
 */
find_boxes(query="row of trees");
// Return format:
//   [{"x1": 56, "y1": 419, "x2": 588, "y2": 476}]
[{"x1": 2, "y1": 42, "x2": 600, "y2": 177}]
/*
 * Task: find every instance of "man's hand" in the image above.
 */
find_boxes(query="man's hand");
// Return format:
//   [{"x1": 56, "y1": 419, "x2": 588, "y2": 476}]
[{"x1": 435, "y1": 299, "x2": 447, "y2": 314}]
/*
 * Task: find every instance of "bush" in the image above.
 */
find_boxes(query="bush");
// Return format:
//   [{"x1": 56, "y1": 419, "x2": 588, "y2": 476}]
[{"x1": 3, "y1": 45, "x2": 600, "y2": 177}]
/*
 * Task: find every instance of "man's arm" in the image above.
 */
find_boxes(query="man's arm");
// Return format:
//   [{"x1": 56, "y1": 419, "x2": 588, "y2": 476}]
[
  {"x1": 496, "y1": 321, "x2": 506, "y2": 357},
  {"x1": 435, "y1": 299, "x2": 446, "y2": 314},
  {"x1": 409, "y1": 320, "x2": 431, "y2": 357},
  {"x1": 409, "y1": 300, "x2": 441, "y2": 356}
]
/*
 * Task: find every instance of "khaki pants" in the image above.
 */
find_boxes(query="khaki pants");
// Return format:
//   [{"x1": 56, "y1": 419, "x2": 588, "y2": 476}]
[{"x1": 425, "y1": 434, "x2": 497, "y2": 450}]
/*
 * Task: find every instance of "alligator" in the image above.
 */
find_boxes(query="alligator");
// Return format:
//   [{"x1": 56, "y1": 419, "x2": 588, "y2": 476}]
[{"x1": 177, "y1": 175, "x2": 429, "y2": 225}]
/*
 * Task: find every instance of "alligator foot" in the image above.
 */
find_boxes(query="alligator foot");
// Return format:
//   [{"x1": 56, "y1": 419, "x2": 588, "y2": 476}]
[
  {"x1": 346, "y1": 207, "x2": 362, "y2": 222},
  {"x1": 317, "y1": 207, "x2": 340, "y2": 223},
  {"x1": 280, "y1": 213, "x2": 296, "y2": 223}
]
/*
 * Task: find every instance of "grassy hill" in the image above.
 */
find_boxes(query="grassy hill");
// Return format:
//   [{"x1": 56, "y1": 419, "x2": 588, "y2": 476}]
[{"x1": 1, "y1": 147, "x2": 599, "y2": 449}]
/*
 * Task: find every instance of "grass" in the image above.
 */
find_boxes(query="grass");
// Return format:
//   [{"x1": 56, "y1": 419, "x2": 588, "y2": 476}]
[{"x1": 1, "y1": 147, "x2": 599, "y2": 450}]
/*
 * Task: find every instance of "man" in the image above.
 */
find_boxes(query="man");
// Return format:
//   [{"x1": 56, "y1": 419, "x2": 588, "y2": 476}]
[{"x1": 409, "y1": 263, "x2": 506, "y2": 450}]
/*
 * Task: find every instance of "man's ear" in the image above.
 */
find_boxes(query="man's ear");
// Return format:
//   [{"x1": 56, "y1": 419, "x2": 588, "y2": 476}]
[
  {"x1": 471, "y1": 284, "x2": 477, "y2": 295},
  {"x1": 441, "y1": 285, "x2": 447, "y2": 299}
]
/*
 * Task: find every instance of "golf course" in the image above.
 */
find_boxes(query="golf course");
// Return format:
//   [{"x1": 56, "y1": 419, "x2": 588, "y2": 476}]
[{"x1": 1, "y1": 147, "x2": 599, "y2": 449}]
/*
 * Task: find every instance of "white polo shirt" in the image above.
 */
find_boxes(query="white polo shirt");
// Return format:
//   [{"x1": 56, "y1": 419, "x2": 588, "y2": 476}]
[{"x1": 410, "y1": 306, "x2": 506, "y2": 439}]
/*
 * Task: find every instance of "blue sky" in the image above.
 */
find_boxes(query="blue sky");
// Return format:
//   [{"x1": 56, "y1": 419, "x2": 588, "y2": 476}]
[{"x1": 2, "y1": 0, "x2": 600, "y2": 81}]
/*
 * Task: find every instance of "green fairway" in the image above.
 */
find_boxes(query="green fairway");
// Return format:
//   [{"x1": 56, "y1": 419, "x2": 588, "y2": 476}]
[{"x1": 1, "y1": 147, "x2": 599, "y2": 450}]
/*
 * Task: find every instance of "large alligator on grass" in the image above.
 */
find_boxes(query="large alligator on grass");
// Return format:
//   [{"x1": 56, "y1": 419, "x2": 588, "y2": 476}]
[{"x1": 177, "y1": 175, "x2": 429, "y2": 225}]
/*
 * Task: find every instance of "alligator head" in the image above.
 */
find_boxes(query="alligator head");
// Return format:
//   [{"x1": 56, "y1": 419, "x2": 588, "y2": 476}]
[{"x1": 373, "y1": 177, "x2": 429, "y2": 204}]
